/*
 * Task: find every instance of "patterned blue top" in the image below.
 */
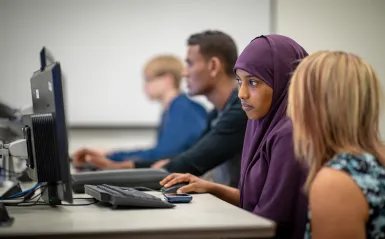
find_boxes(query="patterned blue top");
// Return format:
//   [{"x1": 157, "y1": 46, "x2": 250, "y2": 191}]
[{"x1": 305, "y1": 153, "x2": 385, "y2": 239}]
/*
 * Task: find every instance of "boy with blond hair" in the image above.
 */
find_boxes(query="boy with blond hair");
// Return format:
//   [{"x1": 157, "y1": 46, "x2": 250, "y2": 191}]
[{"x1": 73, "y1": 55, "x2": 208, "y2": 169}]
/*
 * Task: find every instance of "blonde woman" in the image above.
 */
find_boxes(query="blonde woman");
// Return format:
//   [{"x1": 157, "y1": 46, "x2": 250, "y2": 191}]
[{"x1": 288, "y1": 51, "x2": 385, "y2": 239}]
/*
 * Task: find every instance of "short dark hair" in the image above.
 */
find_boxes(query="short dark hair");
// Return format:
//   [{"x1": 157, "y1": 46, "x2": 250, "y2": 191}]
[{"x1": 187, "y1": 30, "x2": 238, "y2": 76}]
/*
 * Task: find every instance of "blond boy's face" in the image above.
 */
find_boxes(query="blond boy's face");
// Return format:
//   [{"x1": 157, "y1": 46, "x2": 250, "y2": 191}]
[{"x1": 143, "y1": 72, "x2": 167, "y2": 100}]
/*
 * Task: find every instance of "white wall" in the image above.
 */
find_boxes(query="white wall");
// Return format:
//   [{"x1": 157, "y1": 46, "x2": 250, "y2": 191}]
[
  {"x1": 68, "y1": 128, "x2": 156, "y2": 154},
  {"x1": 275, "y1": 0, "x2": 385, "y2": 137},
  {"x1": 0, "y1": 0, "x2": 271, "y2": 127},
  {"x1": 0, "y1": 5, "x2": 4, "y2": 59}
]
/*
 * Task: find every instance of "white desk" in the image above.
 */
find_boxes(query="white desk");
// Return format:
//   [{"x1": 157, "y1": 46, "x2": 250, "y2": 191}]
[{"x1": 0, "y1": 184, "x2": 275, "y2": 239}]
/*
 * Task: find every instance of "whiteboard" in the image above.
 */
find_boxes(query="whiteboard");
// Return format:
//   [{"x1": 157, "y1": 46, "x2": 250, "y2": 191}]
[{"x1": 0, "y1": 0, "x2": 271, "y2": 126}]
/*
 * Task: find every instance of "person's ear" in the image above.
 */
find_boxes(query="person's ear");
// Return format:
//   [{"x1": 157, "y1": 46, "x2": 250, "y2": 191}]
[{"x1": 208, "y1": 57, "x2": 222, "y2": 78}]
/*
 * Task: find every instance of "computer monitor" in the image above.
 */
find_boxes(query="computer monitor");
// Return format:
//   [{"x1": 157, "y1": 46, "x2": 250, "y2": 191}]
[{"x1": 20, "y1": 47, "x2": 72, "y2": 205}]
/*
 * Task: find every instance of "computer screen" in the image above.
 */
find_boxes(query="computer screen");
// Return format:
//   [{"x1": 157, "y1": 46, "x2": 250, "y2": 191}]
[{"x1": 21, "y1": 47, "x2": 72, "y2": 205}]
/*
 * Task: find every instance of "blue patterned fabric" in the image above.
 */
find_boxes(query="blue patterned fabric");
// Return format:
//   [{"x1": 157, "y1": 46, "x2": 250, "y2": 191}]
[{"x1": 305, "y1": 153, "x2": 385, "y2": 239}]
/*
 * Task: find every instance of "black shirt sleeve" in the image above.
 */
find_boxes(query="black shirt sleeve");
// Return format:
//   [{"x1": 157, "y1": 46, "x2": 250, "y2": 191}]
[{"x1": 163, "y1": 100, "x2": 248, "y2": 176}]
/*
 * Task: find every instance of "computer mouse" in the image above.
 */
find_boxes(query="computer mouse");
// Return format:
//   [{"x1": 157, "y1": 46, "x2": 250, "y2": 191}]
[{"x1": 161, "y1": 182, "x2": 189, "y2": 194}]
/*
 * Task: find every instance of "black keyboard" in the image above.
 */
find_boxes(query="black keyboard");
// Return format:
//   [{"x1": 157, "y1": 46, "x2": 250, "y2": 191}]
[
  {"x1": 72, "y1": 168, "x2": 169, "y2": 193},
  {"x1": 84, "y1": 184, "x2": 175, "y2": 208}
]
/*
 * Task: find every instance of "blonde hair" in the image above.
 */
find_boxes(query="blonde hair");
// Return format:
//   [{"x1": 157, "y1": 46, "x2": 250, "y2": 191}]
[
  {"x1": 287, "y1": 51, "x2": 385, "y2": 191},
  {"x1": 143, "y1": 55, "x2": 184, "y2": 88}
]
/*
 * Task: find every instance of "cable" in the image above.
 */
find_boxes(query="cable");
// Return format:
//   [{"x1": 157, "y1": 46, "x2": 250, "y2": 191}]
[
  {"x1": 13, "y1": 189, "x2": 48, "y2": 207},
  {"x1": 1, "y1": 185, "x2": 47, "y2": 207},
  {"x1": 1, "y1": 183, "x2": 40, "y2": 200},
  {"x1": 2, "y1": 194, "x2": 98, "y2": 207},
  {"x1": 1, "y1": 184, "x2": 98, "y2": 207},
  {"x1": 10, "y1": 183, "x2": 39, "y2": 198}
]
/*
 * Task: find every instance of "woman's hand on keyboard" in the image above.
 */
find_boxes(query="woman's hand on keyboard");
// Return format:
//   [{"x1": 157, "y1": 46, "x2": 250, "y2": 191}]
[{"x1": 159, "y1": 173, "x2": 214, "y2": 194}]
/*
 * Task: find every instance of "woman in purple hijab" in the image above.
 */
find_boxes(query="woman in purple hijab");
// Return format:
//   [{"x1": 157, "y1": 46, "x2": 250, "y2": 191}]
[{"x1": 160, "y1": 34, "x2": 309, "y2": 239}]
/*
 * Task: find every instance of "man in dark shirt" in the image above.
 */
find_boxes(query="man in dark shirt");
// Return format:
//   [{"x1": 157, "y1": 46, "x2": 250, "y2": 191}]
[{"x1": 138, "y1": 30, "x2": 248, "y2": 187}]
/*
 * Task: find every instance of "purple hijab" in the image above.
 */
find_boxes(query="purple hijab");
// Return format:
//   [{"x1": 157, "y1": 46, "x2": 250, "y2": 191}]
[{"x1": 234, "y1": 35, "x2": 308, "y2": 239}]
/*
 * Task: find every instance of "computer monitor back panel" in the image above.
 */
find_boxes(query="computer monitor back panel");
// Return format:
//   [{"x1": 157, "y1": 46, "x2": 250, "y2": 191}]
[{"x1": 28, "y1": 62, "x2": 72, "y2": 204}]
